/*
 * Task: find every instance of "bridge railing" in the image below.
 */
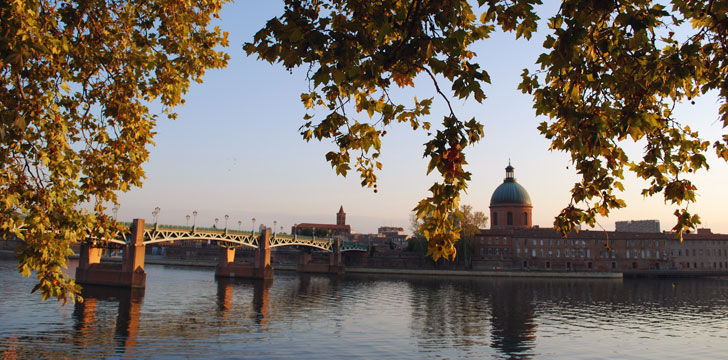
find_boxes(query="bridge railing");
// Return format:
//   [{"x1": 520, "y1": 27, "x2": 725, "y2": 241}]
[{"x1": 116, "y1": 221, "x2": 367, "y2": 249}]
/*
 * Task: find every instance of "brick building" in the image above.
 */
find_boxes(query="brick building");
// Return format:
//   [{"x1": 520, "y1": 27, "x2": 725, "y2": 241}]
[
  {"x1": 474, "y1": 164, "x2": 728, "y2": 273},
  {"x1": 291, "y1": 206, "x2": 352, "y2": 237}
]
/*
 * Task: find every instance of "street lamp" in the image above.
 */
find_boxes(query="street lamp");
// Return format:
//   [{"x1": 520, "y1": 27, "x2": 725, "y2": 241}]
[
  {"x1": 238, "y1": 220, "x2": 242, "y2": 231},
  {"x1": 186, "y1": 214, "x2": 190, "y2": 226},
  {"x1": 251, "y1": 217, "x2": 256, "y2": 235},
  {"x1": 273, "y1": 220, "x2": 277, "y2": 235},
  {"x1": 112, "y1": 205, "x2": 119, "y2": 220},
  {"x1": 214, "y1": 218, "x2": 219, "y2": 229},
  {"x1": 192, "y1": 210, "x2": 198, "y2": 231},
  {"x1": 224, "y1": 214, "x2": 229, "y2": 230}
]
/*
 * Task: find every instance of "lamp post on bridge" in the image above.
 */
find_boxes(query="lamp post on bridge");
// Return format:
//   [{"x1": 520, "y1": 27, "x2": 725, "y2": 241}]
[
  {"x1": 186, "y1": 214, "x2": 190, "y2": 226},
  {"x1": 214, "y1": 218, "x2": 219, "y2": 229},
  {"x1": 238, "y1": 220, "x2": 242, "y2": 232},
  {"x1": 192, "y1": 211, "x2": 198, "y2": 232},
  {"x1": 224, "y1": 214, "x2": 229, "y2": 235},
  {"x1": 153, "y1": 207, "x2": 160, "y2": 230},
  {"x1": 273, "y1": 220, "x2": 277, "y2": 235},
  {"x1": 112, "y1": 205, "x2": 119, "y2": 220},
  {"x1": 251, "y1": 218, "x2": 256, "y2": 235}
]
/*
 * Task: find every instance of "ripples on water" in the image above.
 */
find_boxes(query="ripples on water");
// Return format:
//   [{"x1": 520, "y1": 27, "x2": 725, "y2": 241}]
[{"x1": 1, "y1": 259, "x2": 727, "y2": 359}]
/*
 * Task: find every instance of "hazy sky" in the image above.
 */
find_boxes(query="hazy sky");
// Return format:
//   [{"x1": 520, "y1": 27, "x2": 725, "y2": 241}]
[{"x1": 115, "y1": 1, "x2": 728, "y2": 235}]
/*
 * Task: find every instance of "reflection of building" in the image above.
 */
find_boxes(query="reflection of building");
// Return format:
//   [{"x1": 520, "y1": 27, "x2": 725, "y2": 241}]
[
  {"x1": 291, "y1": 206, "x2": 352, "y2": 237},
  {"x1": 475, "y1": 164, "x2": 728, "y2": 273}
]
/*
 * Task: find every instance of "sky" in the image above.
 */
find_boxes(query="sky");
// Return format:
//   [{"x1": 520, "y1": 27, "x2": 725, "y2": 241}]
[{"x1": 115, "y1": 1, "x2": 728, "y2": 235}]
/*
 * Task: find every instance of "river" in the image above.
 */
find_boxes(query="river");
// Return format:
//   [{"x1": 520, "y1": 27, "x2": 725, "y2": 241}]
[{"x1": 1, "y1": 259, "x2": 727, "y2": 359}]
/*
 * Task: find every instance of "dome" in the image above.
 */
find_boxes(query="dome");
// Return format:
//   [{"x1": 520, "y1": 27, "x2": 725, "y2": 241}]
[{"x1": 490, "y1": 163, "x2": 532, "y2": 206}]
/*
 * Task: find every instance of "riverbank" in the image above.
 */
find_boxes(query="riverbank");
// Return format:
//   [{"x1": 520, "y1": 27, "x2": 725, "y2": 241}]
[{"x1": 59, "y1": 253, "x2": 623, "y2": 279}]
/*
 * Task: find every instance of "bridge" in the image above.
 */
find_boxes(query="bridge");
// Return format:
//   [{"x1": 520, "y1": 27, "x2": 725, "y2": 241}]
[{"x1": 75, "y1": 219, "x2": 369, "y2": 289}]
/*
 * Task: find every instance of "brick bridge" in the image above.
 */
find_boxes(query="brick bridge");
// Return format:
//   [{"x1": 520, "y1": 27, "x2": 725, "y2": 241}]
[{"x1": 76, "y1": 219, "x2": 369, "y2": 288}]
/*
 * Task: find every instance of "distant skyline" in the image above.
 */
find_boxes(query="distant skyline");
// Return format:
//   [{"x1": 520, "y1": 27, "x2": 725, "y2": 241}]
[{"x1": 115, "y1": 1, "x2": 728, "y2": 235}]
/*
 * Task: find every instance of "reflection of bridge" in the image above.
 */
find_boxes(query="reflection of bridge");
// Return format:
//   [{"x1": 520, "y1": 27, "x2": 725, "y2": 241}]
[{"x1": 75, "y1": 219, "x2": 369, "y2": 288}]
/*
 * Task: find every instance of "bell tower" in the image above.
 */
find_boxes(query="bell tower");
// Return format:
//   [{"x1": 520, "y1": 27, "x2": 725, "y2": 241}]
[{"x1": 336, "y1": 206, "x2": 346, "y2": 226}]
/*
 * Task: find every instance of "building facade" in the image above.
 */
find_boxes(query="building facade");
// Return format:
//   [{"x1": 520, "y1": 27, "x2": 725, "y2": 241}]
[
  {"x1": 475, "y1": 164, "x2": 728, "y2": 273},
  {"x1": 291, "y1": 206, "x2": 352, "y2": 237}
]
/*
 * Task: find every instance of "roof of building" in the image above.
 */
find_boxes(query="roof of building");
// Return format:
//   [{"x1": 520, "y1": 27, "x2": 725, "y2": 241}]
[
  {"x1": 477, "y1": 226, "x2": 728, "y2": 241},
  {"x1": 293, "y1": 223, "x2": 351, "y2": 231},
  {"x1": 490, "y1": 163, "x2": 532, "y2": 206}
]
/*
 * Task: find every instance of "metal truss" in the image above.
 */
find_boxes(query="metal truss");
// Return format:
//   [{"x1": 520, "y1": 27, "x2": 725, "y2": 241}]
[
  {"x1": 105, "y1": 224, "x2": 368, "y2": 252},
  {"x1": 143, "y1": 229, "x2": 259, "y2": 248}
]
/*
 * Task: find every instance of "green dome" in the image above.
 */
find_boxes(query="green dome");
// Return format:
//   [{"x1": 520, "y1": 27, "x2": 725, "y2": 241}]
[{"x1": 490, "y1": 164, "x2": 532, "y2": 206}]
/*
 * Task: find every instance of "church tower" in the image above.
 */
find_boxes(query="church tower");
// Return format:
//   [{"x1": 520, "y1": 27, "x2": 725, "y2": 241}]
[{"x1": 336, "y1": 206, "x2": 346, "y2": 226}]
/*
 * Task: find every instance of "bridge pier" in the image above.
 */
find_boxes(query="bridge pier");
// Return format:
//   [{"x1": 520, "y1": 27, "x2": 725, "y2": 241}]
[
  {"x1": 297, "y1": 238, "x2": 344, "y2": 274},
  {"x1": 75, "y1": 219, "x2": 146, "y2": 288},
  {"x1": 215, "y1": 228, "x2": 274, "y2": 280}
]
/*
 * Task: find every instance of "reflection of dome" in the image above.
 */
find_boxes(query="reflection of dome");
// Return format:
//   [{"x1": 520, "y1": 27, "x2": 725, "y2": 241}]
[{"x1": 490, "y1": 164, "x2": 532, "y2": 206}]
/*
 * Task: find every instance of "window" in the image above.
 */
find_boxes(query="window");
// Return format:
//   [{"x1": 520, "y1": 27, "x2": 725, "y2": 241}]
[
  {"x1": 612, "y1": 261, "x2": 616, "y2": 269},
  {"x1": 546, "y1": 261, "x2": 551, "y2": 269},
  {"x1": 524, "y1": 212, "x2": 528, "y2": 225},
  {"x1": 532, "y1": 249, "x2": 536, "y2": 257},
  {"x1": 517, "y1": 248, "x2": 521, "y2": 256},
  {"x1": 532, "y1": 239, "x2": 537, "y2": 246},
  {"x1": 557, "y1": 250, "x2": 561, "y2": 258},
  {"x1": 549, "y1": 239, "x2": 552, "y2": 246},
  {"x1": 548, "y1": 250, "x2": 553, "y2": 257},
  {"x1": 540, "y1": 239, "x2": 544, "y2": 246},
  {"x1": 586, "y1": 249, "x2": 591, "y2": 258},
  {"x1": 679, "y1": 249, "x2": 682, "y2": 256},
  {"x1": 493, "y1": 212, "x2": 498, "y2": 226},
  {"x1": 507, "y1": 212, "x2": 513, "y2": 226}
]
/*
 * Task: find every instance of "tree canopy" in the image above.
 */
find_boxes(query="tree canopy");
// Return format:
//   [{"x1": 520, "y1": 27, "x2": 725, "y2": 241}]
[
  {"x1": 245, "y1": 0, "x2": 728, "y2": 261},
  {"x1": 3, "y1": 0, "x2": 727, "y2": 303},
  {"x1": 1, "y1": 0, "x2": 229, "y2": 302}
]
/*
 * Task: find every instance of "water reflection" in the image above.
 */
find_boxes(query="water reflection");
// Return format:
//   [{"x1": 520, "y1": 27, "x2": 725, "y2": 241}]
[
  {"x1": 489, "y1": 281, "x2": 537, "y2": 359},
  {"x1": 72, "y1": 286, "x2": 144, "y2": 356},
  {"x1": 2, "y1": 259, "x2": 727, "y2": 359},
  {"x1": 216, "y1": 277, "x2": 272, "y2": 325}
]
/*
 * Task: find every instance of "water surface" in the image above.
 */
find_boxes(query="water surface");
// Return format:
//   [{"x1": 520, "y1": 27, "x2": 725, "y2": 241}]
[{"x1": 1, "y1": 259, "x2": 727, "y2": 359}]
